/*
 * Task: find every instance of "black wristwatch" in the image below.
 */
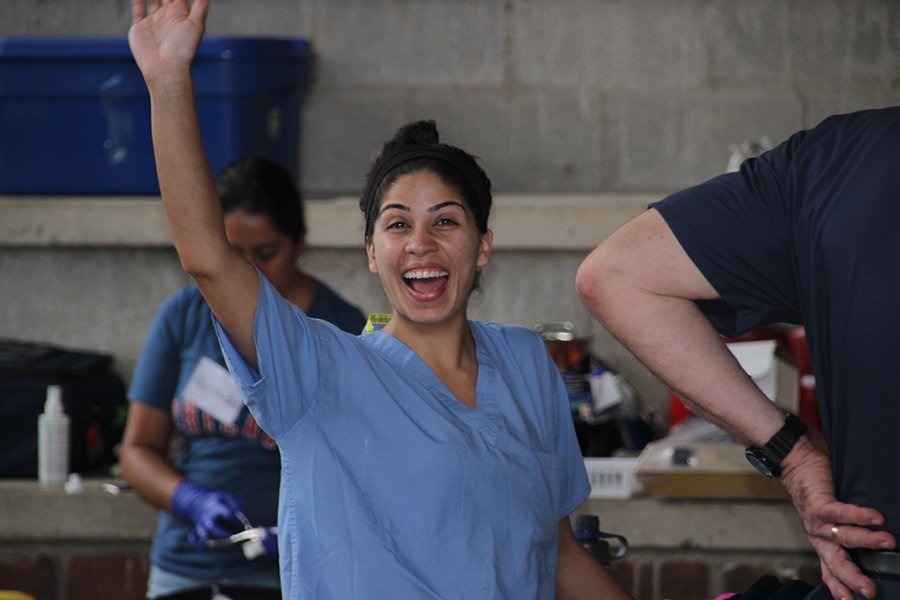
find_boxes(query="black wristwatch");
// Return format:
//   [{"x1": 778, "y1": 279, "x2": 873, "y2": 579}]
[{"x1": 745, "y1": 413, "x2": 807, "y2": 478}]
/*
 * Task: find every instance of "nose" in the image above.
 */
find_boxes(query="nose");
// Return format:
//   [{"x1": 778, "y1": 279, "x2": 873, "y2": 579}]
[{"x1": 406, "y1": 226, "x2": 437, "y2": 255}]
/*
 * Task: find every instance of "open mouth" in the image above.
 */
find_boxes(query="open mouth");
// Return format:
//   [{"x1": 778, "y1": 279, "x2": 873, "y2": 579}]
[{"x1": 403, "y1": 268, "x2": 449, "y2": 296}]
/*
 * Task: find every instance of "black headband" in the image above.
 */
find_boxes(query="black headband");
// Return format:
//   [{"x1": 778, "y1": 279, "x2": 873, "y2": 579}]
[{"x1": 360, "y1": 144, "x2": 491, "y2": 238}]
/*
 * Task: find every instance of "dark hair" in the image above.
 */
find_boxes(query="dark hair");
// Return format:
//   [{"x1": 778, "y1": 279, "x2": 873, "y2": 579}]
[
  {"x1": 359, "y1": 120, "x2": 492, "y2": 241},
  {"x1": 215, "y1": 156, "x2": 305, "y2": 242}
]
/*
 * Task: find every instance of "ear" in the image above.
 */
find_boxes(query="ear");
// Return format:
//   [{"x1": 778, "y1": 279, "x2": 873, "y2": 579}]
[
  {"x1": 476, "y1": 229, "x2": 493, "y2": 269},
  {"x1": 366, "y1": 240, "x2": 378, "y2": 274}
]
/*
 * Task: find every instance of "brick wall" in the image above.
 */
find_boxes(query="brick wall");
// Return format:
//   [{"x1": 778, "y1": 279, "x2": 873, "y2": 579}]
[
  {"x1": 0, "y1": 550, "x2": 149, "y2": 600},
  {"x1": 607, "y1": 551, "x2": 822, "y2": 600},
  {"x1": 0, "y1": 546, "x2": 822, "y2": 600}
]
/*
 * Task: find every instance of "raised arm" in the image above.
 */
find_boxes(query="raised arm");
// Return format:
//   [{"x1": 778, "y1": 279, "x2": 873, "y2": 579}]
[
  {"x1": 575, "y1": 208, "x2": 892, "y2": 599},
  {"x1": 129, "y1": 0, "x2": 259, "y2": 366}
]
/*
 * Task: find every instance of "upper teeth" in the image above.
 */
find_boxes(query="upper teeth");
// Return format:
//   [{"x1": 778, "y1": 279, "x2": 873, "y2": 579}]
[{"x1": 404, "y1": 270, "x2": 448, "y2": 279}]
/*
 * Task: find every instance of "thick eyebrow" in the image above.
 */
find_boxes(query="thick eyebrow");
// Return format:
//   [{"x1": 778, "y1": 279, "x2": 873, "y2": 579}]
[
  {"x1": 429, "y1": 201, "x2": 467, "y2": 214},
  {"x1": 379, "y1": 200, "x2": 467, "y2": 215}
]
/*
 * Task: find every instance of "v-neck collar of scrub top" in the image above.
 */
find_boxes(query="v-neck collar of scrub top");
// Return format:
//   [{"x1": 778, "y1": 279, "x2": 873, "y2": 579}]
[{"x1": 363, "y1": 321, "x2": 500, "y2": 441}]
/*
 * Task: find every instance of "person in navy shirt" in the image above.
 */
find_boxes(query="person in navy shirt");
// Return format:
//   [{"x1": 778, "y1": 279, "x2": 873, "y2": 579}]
[{"x1": 577, "y1": 107, "x2": 900, "y2": 600}]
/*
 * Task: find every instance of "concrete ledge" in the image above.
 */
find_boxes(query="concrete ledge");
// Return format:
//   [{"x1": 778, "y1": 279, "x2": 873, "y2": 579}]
[
  {"x1": 0, "y1": 479, "x2": 157, "y2": 542},
  {"x1": 0, "y1": 192, "x2": 664, "y2": 251},
  {"x1": 577, "y1": 497, "x2": 811, "y2": 553},
  {"x1": 0, "y1": 478, "x2": 810, "y2": 554}
]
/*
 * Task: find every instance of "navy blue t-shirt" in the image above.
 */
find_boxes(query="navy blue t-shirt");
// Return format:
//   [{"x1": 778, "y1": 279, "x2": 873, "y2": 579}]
[{"x1": 652, "y1": 107, "x2": 900, "y2": 597}]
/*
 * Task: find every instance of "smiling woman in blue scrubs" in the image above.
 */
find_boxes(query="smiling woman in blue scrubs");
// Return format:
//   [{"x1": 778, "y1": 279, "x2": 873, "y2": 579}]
[{"x1": 127, "y1": 1, "x2": 633, "y2": 598}]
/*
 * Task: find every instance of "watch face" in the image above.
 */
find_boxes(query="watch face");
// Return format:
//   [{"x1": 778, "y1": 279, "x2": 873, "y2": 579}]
[{"x1": 745, "y1": 449, "x2": 776, "y2": 477}]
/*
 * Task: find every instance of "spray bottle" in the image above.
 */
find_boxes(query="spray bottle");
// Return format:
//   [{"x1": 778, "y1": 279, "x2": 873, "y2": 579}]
[{"x1": 38, "y1": 385, "x2": 69, "y2": 487}]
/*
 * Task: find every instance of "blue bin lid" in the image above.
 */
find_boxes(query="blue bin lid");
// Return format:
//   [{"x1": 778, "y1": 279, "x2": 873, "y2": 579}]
[
  {"x1": 0, "y1": 36, "x2": 310, "y2": 59},
  {"x1": 0, "y1": 36, "x2": 311, "y2": 97}
]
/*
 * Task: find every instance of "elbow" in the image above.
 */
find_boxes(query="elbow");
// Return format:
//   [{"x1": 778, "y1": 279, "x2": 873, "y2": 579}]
[
  {"x1": 178, "y1": 255, "x2": 212, "y2": 280},
  {"x1": 575, "y1": 242, "x2": 621, "y2": 321},
  {"x1": 117, "y1": 440, "x2": 142, "y2": 486},
  {"x1": 177, "y1": 252, "x2": 231, "y2": 283}
]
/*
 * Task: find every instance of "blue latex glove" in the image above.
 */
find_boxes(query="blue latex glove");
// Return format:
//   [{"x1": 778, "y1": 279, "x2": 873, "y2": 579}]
[{"x1": 171, "y1": 480, "x2": 246, "y2": 551}]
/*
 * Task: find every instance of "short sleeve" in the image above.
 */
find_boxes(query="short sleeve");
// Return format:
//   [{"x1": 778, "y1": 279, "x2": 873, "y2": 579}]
[
  {"x1": 651, "y1": 131, "x2": 808, "y2": 336},
  {"x1": 215, "y1": 271, "x2": 330, "y2": 439},
  {"x1": 128, "y1": 291, "x2": 186, "y2": 410}
]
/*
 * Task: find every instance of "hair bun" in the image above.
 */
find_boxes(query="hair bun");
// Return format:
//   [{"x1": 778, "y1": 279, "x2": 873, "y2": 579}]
[{"x1": 387, "y1": 119, "x2": 440, "y2": 148}]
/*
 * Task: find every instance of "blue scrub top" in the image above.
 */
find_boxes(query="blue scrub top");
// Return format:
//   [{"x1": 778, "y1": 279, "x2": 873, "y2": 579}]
[{"x1": 217, "y1": 271, "x2": 590, "y2": 599}]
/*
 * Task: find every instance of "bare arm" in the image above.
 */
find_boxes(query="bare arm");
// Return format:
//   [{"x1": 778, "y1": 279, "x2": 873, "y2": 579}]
[
  {"x1": 129, "y1": 0, "x2": 258, "y2": 366},
  {"x1": 555, "y1": 518, "x2": 634, "y2": 600},
  {"x1": 119, "y1": 401, "x2": 181, "y2": 511},
  {"x1": 575, "y1": 208, "x2": 784, "y2": 445},
  {"x1": 575, "y1": 208, "x2": 893, "y2": 599}
]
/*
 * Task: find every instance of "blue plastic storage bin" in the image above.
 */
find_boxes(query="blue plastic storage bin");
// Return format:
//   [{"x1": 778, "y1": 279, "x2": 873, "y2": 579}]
[{"x1": 0, "y1": 36, "x2": 310, "y2": 195}]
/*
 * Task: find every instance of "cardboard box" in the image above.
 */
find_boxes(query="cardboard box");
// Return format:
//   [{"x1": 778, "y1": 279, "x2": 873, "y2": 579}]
[
  {"x1": 0, "y1": 36, "x2": 310, "y2": 194},
  {"x1": 635, "y1": 441, "x2": 788, "y2": 500}
]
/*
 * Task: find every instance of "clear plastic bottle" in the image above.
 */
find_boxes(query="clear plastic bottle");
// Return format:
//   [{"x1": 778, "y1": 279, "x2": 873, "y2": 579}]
[{"x1": 38, "y1": 385, "x2": 70, "y2": 487}]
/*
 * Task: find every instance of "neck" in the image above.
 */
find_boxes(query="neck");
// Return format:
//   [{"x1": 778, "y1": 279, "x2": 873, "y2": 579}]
[
  {"x1": 386, "y1": 314, "x2": 480, "y2": 408},
  {"x1": 385, "y1": 314, "x2": 475, "y2": 371}
]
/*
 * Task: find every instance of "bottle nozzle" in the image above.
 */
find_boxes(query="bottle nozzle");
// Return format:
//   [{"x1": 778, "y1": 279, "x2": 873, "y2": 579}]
[{"x1": 45, "y1": 385, "x2": 64, "y2": 414}]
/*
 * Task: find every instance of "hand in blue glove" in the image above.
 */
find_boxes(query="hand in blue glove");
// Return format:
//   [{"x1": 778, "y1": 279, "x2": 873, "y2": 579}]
[{"x1": 171, "y1": 480, "x2": 246, "y2": 551}]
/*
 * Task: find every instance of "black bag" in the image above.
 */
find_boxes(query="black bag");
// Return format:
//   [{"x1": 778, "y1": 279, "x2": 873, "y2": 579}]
[
  {"x1": 730, "y1": 575, "x2": 815, "y2": 600},
  {"x1": 0, "y1": 338, "x2": 128, "y2": 477}
]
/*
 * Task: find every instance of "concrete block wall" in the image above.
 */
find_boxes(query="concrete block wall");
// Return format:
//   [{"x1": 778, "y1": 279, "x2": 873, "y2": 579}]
[{"x1": 2, "y1": 0, "x2": 897, "y2": 196}]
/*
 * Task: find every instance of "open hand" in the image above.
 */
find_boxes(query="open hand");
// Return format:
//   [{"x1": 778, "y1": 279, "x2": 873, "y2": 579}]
[
  {"x1": 128, "y1": 0, "x2": 209, "y2": 84},
  {"x1": 781, "y1": 438, "x2": 895, "y2": 599}
]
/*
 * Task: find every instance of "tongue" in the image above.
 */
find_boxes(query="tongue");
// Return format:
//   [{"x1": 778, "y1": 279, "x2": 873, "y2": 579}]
[{"x1": 408, "y1": 277, "x2": 445, "y2": 295}]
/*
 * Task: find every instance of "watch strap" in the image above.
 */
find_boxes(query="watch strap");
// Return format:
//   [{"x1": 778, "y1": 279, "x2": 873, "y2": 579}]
[{"x1": 749, "y1": 413, "x2": 807, "y2": 477}]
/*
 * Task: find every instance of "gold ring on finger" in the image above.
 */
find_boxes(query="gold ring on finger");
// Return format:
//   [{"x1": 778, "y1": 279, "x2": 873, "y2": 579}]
[{"x1": 831, "y1": 525, "x2": 841, "y2": 545}]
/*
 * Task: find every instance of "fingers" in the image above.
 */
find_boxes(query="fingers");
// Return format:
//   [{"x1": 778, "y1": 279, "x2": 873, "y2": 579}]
[
  {"x1": 819, "y1": 501, "x2": 886, "y2": 529},
  {"x1": 823, "y1": 521, "x2": 895, "y2": 550},
  {"x1": 130, "y1": 0, "x2": 167, "y2": 23},
  {"x1": 190, "y1": 0, "x2": 210, "y2": 23},
  {"x1": 130, "y1": 0, "x2": 145, "y2": 23},
  {"x1": 821, "y1": 560, "x2": 861, "y2": 600},
  {"x1": 812, "y1": 528, "x2": 882, "y2": 600},
  {"x1": 809, "y1": 510, "x2": 895, "y2": 599},
  {"x1": 819, "y1": 548, "x2": 878, "y2": 600}
]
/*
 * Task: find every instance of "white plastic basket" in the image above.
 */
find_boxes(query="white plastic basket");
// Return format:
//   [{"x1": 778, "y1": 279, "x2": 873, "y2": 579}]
[{"x1": 583, "y1": 457, "x2": 642, "y2": 499}]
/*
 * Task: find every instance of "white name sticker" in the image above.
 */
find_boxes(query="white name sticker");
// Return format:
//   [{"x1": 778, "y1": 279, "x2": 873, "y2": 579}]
[{"x1": 181, "y1": 356, "x2": 245, "y2": 426}]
